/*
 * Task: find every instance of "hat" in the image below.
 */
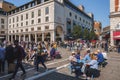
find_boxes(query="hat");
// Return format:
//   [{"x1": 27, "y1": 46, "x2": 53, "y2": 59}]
[{"x1": 72, "y1": 51, "x2": 75, "y2": 53}]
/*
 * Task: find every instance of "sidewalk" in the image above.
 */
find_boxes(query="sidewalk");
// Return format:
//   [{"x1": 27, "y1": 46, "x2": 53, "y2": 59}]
[{"x1": 97, "y1": 52, "x2": 120, "y2": 80}]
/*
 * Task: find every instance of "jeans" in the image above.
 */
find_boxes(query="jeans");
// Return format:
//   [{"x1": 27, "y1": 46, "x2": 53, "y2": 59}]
[{"x1": 11, "y1": 61, "x2": 26, "y2": 78}]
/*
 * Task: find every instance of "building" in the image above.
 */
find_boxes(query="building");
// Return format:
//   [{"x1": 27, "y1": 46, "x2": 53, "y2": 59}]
[
  {"x1": 110, "y1": 0, "x2": 120, "y2": 46},
  {"x1": 0, "y1": 0, "x2": 16, "y2": 12},
  {"x1": 102, "y1": 26, "x2": 110, "y2": 40},
  {"x1": 0, "y1": 0, "x2": 16, "y2": 42},
  {"x1": 0, "y1": 9, "x2": 7, "y2": 42},
  {"x1": 0, "y1": 0, "x2": 94, "y2": 43},
  {"x1": 94, "y1": 21, "x2": 102, "y2": 39}
]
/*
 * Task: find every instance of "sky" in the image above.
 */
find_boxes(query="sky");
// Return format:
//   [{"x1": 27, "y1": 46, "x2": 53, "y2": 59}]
[{"x1": 5, "y1": 0, "x2": 110, "y2": 28}]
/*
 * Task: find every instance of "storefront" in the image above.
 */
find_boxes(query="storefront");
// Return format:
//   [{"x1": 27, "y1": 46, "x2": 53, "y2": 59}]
[{"x1": 113, "y1": 31, "x2": 120, "y2": 45}]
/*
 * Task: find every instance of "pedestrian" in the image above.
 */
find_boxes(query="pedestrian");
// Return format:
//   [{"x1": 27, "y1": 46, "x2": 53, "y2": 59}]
[
  {"x1": 0, "y1": 44, "x2": 5, "y2": 73},
  {"x1": 35, "y1": 44, "x2": 47, "y2": 72},
  {"x1": 9, "y1": 40, "x2": 26, "y2": 80},
  {"x1": 104, "y1": 41, "x2": 108, "y2": 52},
  {"x1": 117, "y1": 43, "x2": 120, "y2": 54},
  {"x1": 5, "y1": 42, "x2": 15, "y2": 74}
]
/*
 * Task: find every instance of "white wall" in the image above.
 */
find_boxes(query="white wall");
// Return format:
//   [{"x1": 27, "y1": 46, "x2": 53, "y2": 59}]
[{"x1": 8, "y1": 1, "x2": 55, "y2": 34}]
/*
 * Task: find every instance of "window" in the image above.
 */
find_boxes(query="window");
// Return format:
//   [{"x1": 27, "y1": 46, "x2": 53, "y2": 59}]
[
  {"x1": 31, "y1": 12, "x2": 34, "y2": 18},
  {"x1": 13, "y1": 24, "x2": 14, "y2": 28},
  {"x1": 38, "y1": 10, "x2": 41, "y2": 16},
  {"x1": 69, "y1": 12, "x2": 72, "y2": 17},
  {"x1": 83, "y1": 19, "x2": 85, "y2": 23},
  {"x1": 45, "y1": 16, "x2": 49, "y2": 22},
  {"x1": 45, "y1": 7, "x2": 49, "y2": 15},
  {"x1": 9, "y1": 19, "x2": 11, "y2": 24},
  {"x1": 16, "y1": 16, "x2": 19, "y2": 22},
  {"x1": 26, "y1": 21, "x2": 28, "y2": 25},
  {"x1": 21, "y1": 22, "x2": 23, "y2": 26},
  {"x1": 21, "y1": 29, "x2": 23, "y2": 32},
  {"x1": 115, "y1": 0, "x2": 119, "y2": 12},
  {"x1": 1, "y1": 18, "x2": 4, "y2": 24},
  {"x1": 26, "y1": 29, "x2": 28, "y2": 32},
  {"x1": 79, "y1": 17, "x2": 81, "y2": 21},
  {"x1": 16, "y1": 30, "x2": 19, "y2": 32},
  {"x1": 1, "y1": 31, "x2": 5, "y2": 34},
  {"x1": 31, "y1": 20, "x2": 34, "y2": 24},
  {"x1": 16, "y1": 24, "x2": 19, "y2": 27},
  {"x1": 13, "y1": 18, "x2": 14, "y2": 23},
  {"x1": 45, "y1": 26, "x2": 49, "y2": 29},
  {"x1": 37, "y1": 27, "x2": 41, "y2": 30},
  {"x1": 75, "y1": 15, "x2": 77, "y2": 19},
  {"x1": 31, "y1": 28, "x2": 34, "y2": 31},
  {"x1": 21, "y1": 15, "x2": 23, "y2": 21},
  {"x1": 26, "y1": 13, "x2": 28, "y2": 19},
  {"x1": 9, "y1": 6, "x2": 12, "y2": 9},
  {"x1": 1, "y1": 25, "x2": 4, "y2": 29},
  {"x1": 38, "y1": 18, "x2": 41, "y2": 23}
]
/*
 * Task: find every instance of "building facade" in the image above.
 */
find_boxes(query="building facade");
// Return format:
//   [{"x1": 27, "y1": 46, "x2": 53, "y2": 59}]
[
  {"x1": 0, "y1": 0, "x2": 94, "y2": 43},
  {"x1": 94, "y1": 21, "x2": 102, "y2": 38},
  {"x1": 110, "y1": 0, "x2": 120, "y2": 46},
  {"x1": 0, "y1": 0, "x2": 16, "y2": 12},
  {"x1": 0, "y1": 9, "x2": 7, "y2": 42},
  {"x1": 102, "y1": 26, "x2": 110, "y2": 40}
]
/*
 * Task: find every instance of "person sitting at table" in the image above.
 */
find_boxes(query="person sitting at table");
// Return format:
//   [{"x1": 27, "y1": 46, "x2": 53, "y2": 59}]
[{"x1": 85, "y1": 52, "x2": 100, "y2": 79}]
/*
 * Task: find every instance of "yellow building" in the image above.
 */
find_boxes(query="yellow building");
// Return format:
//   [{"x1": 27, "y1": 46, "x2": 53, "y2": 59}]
[
  {"x1": 94, "y1": 21, "x2": 102, "y2": 37},
  {"x1": 0, "y1": 0, "x2": 16, "y2": 12}
]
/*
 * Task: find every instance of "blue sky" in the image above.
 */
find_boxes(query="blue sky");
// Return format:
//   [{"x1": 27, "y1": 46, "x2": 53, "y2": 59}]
[
  {"x1": 70, "y1": 0, "x2": 110, "y2": 28},
  {"x1": 5, "y1": 0, "x2": 110, "y2": 28}
]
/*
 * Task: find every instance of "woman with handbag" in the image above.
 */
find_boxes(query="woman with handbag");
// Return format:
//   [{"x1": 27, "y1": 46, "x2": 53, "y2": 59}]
[{"x1": 35, "y1": 43, "x2": 48, "y2": 72}]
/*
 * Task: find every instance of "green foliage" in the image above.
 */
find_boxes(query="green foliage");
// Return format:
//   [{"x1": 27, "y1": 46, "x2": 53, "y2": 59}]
[
  {"x1": 72, "y1": 25, "x2": 82, "y2": 39},
  {"x1": 83, "y1": 28, "x2": 89, "y2": 40},
  {"x1": 89, "y1": 29, "x2": 98, "y2": 40}
]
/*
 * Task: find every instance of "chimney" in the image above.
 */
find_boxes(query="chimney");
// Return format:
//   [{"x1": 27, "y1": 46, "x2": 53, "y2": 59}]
[
  {"x1": 78, "y1": 5, "x2": 84, "y2": 11},
  {"x1": 87, "y1": 13, "x2": 94, "y2": 18}
]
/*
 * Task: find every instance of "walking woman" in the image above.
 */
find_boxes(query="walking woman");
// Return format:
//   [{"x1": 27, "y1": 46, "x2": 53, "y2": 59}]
[{"x1": 35, "y1": 43, "x2": 47, "y2": 72}]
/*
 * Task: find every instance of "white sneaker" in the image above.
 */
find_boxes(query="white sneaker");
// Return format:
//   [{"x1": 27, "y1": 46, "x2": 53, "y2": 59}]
[{"x1": 86, "y1": 77, "x2": 91, "y2": 80}]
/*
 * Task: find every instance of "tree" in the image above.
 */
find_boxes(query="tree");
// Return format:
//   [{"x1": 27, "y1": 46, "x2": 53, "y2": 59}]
[
  {"x1": 89, "y1": 29, "x2": 98, "y2": 40},
  {"x1": 83, "y1": 28, "x2": 89, "y2": 40},
  {"x1": 72, "y1": 25, "x2": 82, "y2": 39}
]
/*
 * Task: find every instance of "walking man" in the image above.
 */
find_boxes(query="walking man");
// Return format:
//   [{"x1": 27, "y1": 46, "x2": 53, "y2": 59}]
[{"x1": 9, "y1": 40, "x2": 26, "y2": 80}]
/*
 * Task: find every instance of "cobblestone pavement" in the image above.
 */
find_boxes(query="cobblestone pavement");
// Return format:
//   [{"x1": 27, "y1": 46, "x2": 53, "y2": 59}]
[{"x1": 0, "y1": 47, "x2": 120, "y2": 80}]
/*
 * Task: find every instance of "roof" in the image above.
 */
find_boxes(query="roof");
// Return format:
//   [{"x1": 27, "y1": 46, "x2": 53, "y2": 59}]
[
  {"x1": 4, "y1": 0, "x2": 14, "y2": 6},
  {"x1": 64, "y1": 0, "x2": 93, "y2": 20}
]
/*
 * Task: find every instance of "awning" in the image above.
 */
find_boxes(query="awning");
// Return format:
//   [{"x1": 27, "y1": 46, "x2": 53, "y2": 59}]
[{"x1": 113, "y1": 31, "x2": 120, "y2": 40}]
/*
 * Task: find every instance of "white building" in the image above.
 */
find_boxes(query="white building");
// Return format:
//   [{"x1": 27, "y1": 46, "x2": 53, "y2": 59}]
[
  {"x1": 1, "y1": 0, "x2": 94, "y2": 43},
  {"x1": 0, "y1": 9, "x2": 7, "y2": 42},
  {"x1": 110, "y1": 0, "x2": 120, "y2": 46}
]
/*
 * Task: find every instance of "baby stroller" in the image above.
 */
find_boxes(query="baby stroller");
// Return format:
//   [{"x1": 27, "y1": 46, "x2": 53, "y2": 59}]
[{"x1": 71, "y1": 62, "x2": 84, "y2": 78}]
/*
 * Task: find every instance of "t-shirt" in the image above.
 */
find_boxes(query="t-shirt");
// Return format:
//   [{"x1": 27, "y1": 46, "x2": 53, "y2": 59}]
[
  {"x1": 88, "y1": 60, "x2": 98, "y2": 69},
  {"x1": 69, "y1": 56, "x2": 76, "y2": 62}
]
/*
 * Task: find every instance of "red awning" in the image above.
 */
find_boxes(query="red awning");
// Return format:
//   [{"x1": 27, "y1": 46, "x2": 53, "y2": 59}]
[{"x1": 113, "y1": 31, "x2": 120, "y2": 40}]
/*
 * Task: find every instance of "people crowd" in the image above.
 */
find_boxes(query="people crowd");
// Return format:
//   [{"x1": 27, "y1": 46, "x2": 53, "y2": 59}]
[
  {"x1": 0, "y1": 39, "x2": 109, "y2": 80},
  {"x1": 68, "y1": 48, "x2": 107, "y2": 79}
]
